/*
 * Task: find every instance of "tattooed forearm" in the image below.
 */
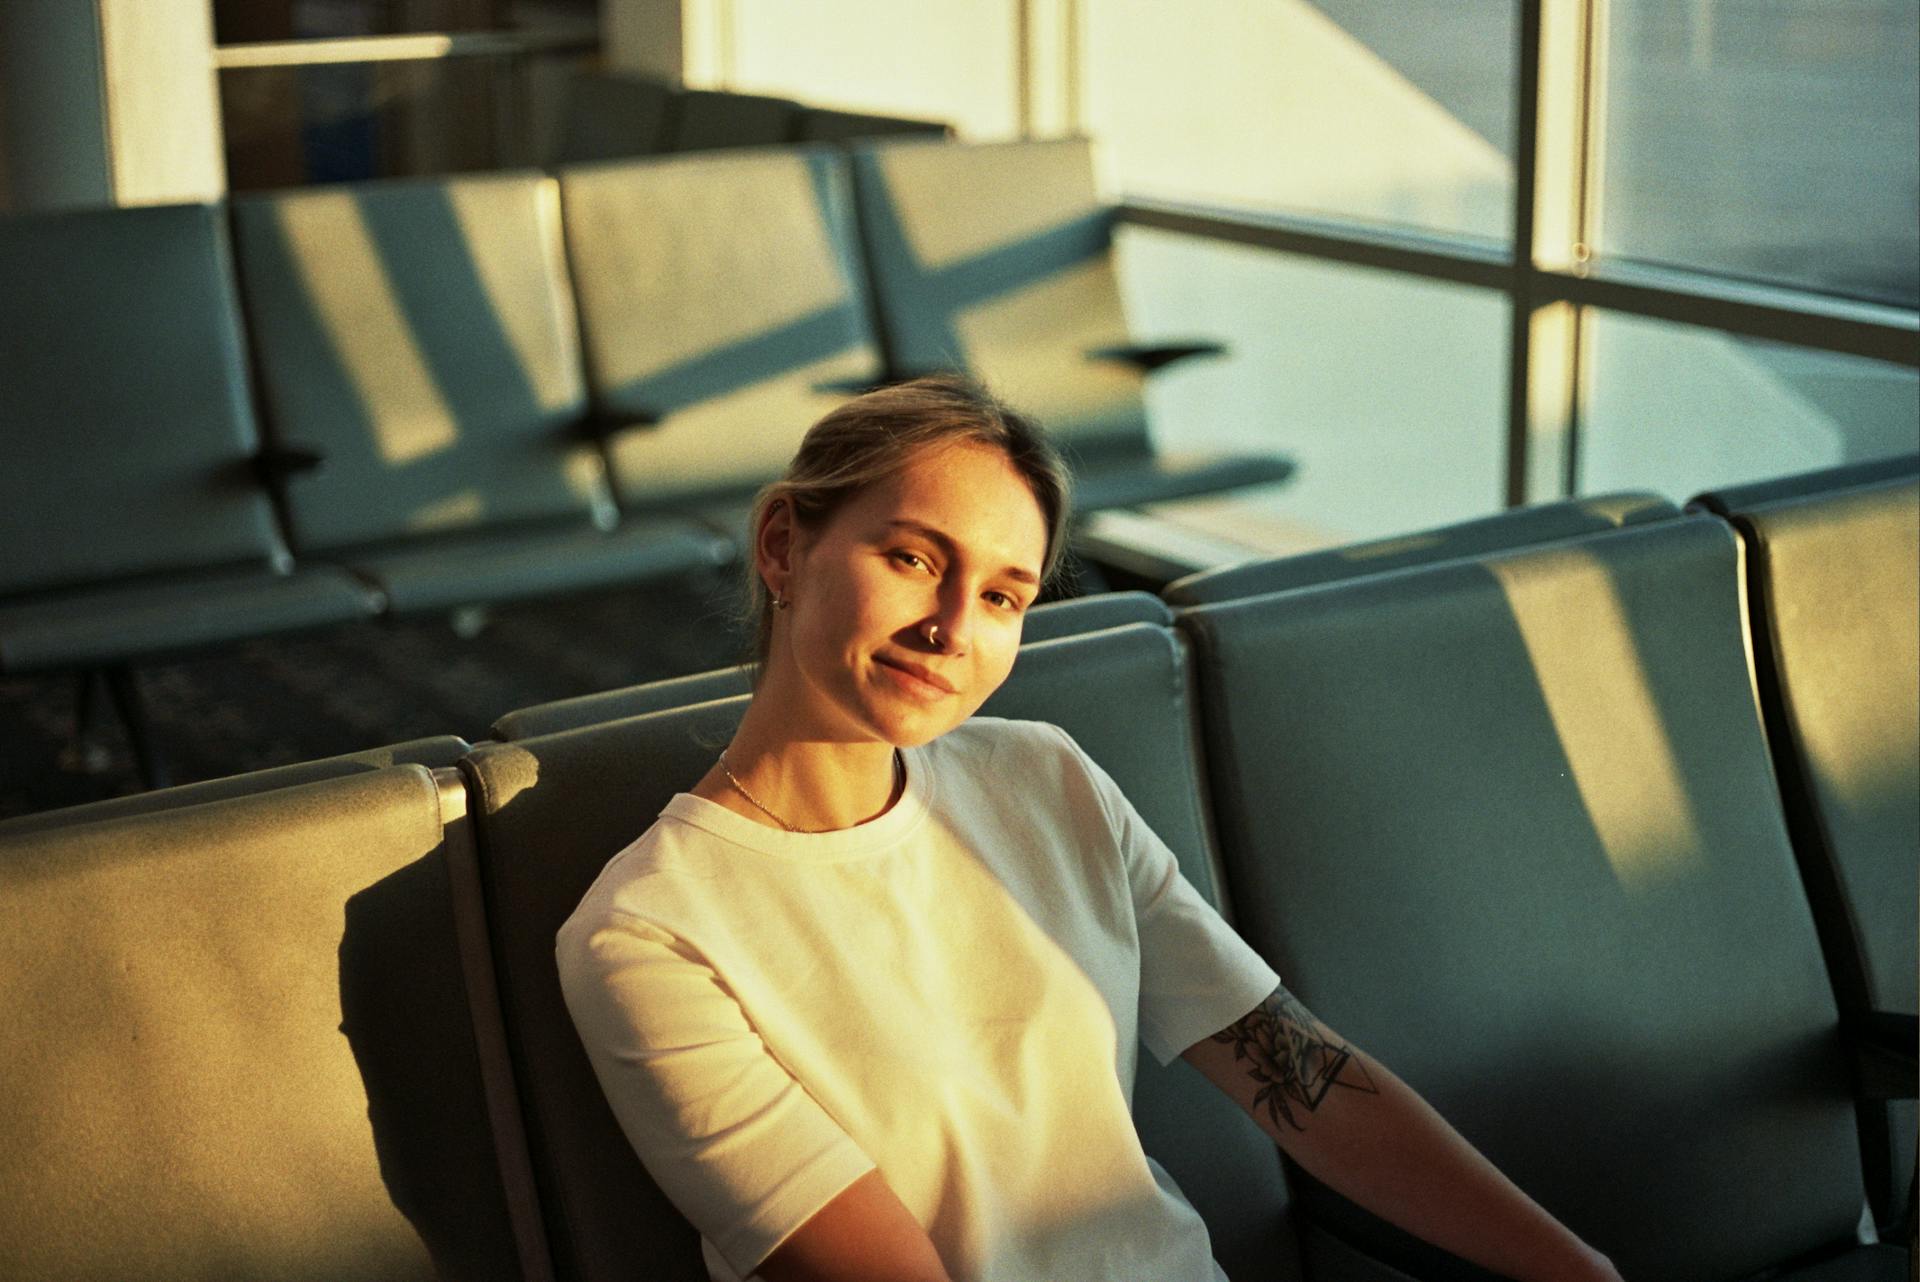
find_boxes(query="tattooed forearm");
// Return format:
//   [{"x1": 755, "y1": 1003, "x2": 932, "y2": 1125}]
[{"x1": 1210, "y1": 985, "x2": 1378, "y2": 1132}]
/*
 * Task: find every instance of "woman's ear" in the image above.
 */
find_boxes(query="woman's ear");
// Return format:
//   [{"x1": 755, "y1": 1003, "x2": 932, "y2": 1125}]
[{"x1": 756, "y1": 499, "x2": 797, "y2": 600}]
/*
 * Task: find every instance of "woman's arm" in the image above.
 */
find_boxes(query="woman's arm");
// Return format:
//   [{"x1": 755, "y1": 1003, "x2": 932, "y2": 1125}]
[
  {"x1": 756, "y1": 1169, "x2": 954, "y2": 1282},
  {"x1": 1181, "y1": 985, "x2": 1622, "y2": 1282}
]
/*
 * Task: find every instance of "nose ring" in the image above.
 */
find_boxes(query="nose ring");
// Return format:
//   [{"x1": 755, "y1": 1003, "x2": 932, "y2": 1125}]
[{"x1": 925, "y1": 622, "x2": 942, "y2": 649}]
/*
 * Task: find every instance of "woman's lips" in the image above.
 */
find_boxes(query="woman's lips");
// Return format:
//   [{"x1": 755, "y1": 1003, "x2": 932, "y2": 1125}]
[{"x1": 874, "y1": 654, "x2": 956, "y2": 699}]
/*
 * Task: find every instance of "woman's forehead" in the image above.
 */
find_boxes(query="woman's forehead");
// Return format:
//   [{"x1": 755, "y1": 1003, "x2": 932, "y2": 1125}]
[{"x1": 853, "y1": 441, "x2": 1048, "y2": 564}]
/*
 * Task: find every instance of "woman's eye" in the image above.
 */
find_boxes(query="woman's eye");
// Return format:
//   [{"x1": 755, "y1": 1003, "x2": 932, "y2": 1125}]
[
  {"x1": 892, "y1": 550, "x2": 930, "y2": 572},
  {"x1": 986, "y1": 591, "x2": 1022, "y2": 612}
]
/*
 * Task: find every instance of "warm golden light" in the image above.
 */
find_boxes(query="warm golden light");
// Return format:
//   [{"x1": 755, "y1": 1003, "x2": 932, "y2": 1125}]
[{"x1": 1491, "y1": 549, "x2": 1706, "y2": 888}]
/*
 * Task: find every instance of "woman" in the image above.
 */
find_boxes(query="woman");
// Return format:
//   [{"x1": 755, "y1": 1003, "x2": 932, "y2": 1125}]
[{"x1": 558, "y1": 377, "x2": 1622, "y2": 1282}]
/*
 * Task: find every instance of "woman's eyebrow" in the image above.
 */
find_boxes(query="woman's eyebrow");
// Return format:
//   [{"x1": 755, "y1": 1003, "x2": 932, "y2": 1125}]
[{"x1": 882, "y1": 519, "x2": 1039, "y2": 586}]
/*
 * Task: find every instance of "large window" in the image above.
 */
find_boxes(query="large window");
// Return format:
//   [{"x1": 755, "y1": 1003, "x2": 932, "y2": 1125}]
[{"x1": 1080, "y1": 0, "x2": 1917, "y2": 545}]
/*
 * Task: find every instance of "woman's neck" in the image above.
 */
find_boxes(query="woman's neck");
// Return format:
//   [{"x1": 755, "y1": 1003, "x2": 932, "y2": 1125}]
[{"x1": 692, "y1": 694, "x2": 904, "y2": 833}]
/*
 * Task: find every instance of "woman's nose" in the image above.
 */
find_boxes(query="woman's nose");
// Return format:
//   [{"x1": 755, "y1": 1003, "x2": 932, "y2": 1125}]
[{"x1": 924, "y1": 593, "x2": 975, "y2": 654}]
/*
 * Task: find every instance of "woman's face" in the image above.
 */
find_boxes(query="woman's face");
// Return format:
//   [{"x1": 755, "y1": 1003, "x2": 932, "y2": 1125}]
[{"x1": 767, "y1": 439, "x2": 1051, "y2": 748}]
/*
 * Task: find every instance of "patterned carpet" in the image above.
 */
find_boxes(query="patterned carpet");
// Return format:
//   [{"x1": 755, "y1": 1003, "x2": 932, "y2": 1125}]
[{"x1": 0, "y1": 567, "x2": 749, "y2": 822}]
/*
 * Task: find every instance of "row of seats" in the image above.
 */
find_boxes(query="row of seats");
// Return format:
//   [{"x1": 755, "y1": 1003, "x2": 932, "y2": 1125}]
[
  {"x1": 1, "y1": 457, "x2": 1911, "y2": 1280},
  {"x1": 553, "y1": 71, "x2": 952, "y2": 165},
  {"x1": 2, "y1": 136, "x2": 1285, "y2": 784}
]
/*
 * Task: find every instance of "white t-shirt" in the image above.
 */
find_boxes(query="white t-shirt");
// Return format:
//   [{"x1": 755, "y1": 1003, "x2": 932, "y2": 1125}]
[{"x1": 557, "y1": 717, "x2": 1279, "y2": 1281}]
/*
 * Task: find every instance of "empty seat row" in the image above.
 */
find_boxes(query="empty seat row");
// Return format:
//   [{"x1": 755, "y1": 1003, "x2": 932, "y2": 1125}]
[
  {"x1": 2, "y1": 458, "x2": 1911, "y2": 1281},
  {"x1": 3, "y1": 137, "x2": 1283, "y2": 784}
]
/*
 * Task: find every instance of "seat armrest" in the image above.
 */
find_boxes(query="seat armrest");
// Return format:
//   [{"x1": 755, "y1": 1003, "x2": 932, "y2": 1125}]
[
  {"x1": 1848, "y1": 1011, "x2": 1918, "y2": 1101},
  {"x1": 568, "y1": 406, "x2": 662, "y2": 443},
  {"x1": 252, "y1": 443, "x2": 326, "y2": 483},
  {"x1": 1087, "y1": 341, "x2": 1228, "y2": 374}
]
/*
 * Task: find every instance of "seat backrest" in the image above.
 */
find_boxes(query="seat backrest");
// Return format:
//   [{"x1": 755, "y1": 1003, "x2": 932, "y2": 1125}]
[
  {"x1": 1162, "y1": 493, "x2": 1678, "y2": 606},
  {"x1": 669, "y1": 89, "x2": 798, "y2": 152},
  {"x1": 1690, "y1": 452, "x2": 1920, "y2": 515},
  {"x1": 0, "y1": 766, "x2": 539, "y2": 1282},
  {"x1": 466, "y1": 622, "x2": 1297, "y2": 1282},
  {"x1": 1730, "y1": 476, "x2": 1919, "y2": 1230},
  {"x1": 0, "y1": 734, "x2": 471, "y2": 838},
  {"x1": 554, "y1": 72, "x2": 676, "y2": 164},
  {"x1": 489, "y1": 591, "x2": 1176, "y2": 740},
  {"x1": 792, "y1": 107, "x2": 951, "y2": 143},
  {"x1": 230, "y1": 172, "x2": 607, "y2": 553},
  {"x1": 0, "y1": 203, "x2": 287, "y2": 598},
  {"x1": 1181, "y1": 516, "x2": 1866, "y2": 1281},
  {"x1": 848, "y1": 137, "x2": 1148, "y2": 449},
  {"x1": 1732, "y1": 476, "x2": 1919, "y2": 1019},
  {"x1": 558, "y1": 147, "x2": 882, "y2": 509}
]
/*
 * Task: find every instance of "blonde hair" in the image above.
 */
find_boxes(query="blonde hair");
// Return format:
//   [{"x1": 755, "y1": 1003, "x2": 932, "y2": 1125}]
[{"x1": 744, "y1": 375, "x2": 1072, "y2": 665}]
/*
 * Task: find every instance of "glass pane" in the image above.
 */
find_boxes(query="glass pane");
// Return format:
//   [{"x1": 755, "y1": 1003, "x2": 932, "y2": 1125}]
[
  {"x1": 1083, "y1": 0, "x2": 1516, "y2": 243},
  {"x1": 1599, "y1": 0, "x2": 1920, "y2": 307},
  {"x1": 1580, "y1": 310, "x2": 1920, "y2": 497},
  {"x1": 220, "y1": 52, "x2": 579, "y2": 190},
  {"x1": 729, "y1": 0, "x2": 1018, "y2": 139},
  {"x1": 1114, "y1": 225, "x2": 1511, "y2": 552},
  {"x1": 213, "y1": 0, "x2": 593, "y2": 44}
]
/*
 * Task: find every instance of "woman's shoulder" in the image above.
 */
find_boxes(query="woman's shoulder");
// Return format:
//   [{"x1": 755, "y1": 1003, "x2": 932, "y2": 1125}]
[{"x1": 557, "y1": 804, "x2": 738, "y2": 945}]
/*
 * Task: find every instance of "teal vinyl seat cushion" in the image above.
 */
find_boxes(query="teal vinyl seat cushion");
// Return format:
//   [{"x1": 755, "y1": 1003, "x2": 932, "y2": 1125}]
[
  {"x1": 847, "y1": 138, "x2": 1293, "y2": 512},
  {"x1": 229, "y1": 172, "x2": 728, "y2": 613},
  {"x1": 0, "y1": 202, "x2": 381, "y2": 672},
  {"x1": 0, "y1": 734, "x2": 470, "y2": 838},
  {"x1": 557, "y1": 147, "x2": 883, "y2": 517},
  {"x1": 0, "y1": 766, "x2": 533, "y2": 1282},
  {"x1": 1163, "y1": 492, "x2": 1677, "y2": 607},
  {"x1": 1724, "y1": 473, "x2": 1920, "y2": 1233},
  {"x1": 0, "y1": 560, "x2": 381, "y2": 674},
  {"x1": 1181, "y1": 515, "x2": 1901, "y2": 1281}
]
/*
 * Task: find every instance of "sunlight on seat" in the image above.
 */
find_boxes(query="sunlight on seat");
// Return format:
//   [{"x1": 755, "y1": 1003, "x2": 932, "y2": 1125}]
[
  {"x1": 272, "y1": 192, "x2": 459, "y2": 467},
  {"x1": 1490, "y1": 550, "x2": 1705, "y2": 889},
  {"x1": 446, "y1": 177, "x2": 583, "y2": 417},
  {"x1": 954, "y1": 257, "x2": 1140, "y2": 441},
  {"x1": 1340, "y1": 532, "x2": 1445, "y2": 563},
  {"x1": 1782, "y1": 493, "x2": 1920, "y2": 824},
  {"x1": 407, "y1": 490, "x2": 484, "y2": 532},
  {"x1": 880, "y1": 139, "x2": 1105, "y2": 273},
  {"x1": 565, "y1": 154, "x2": 854, "y2": 396},
  {"x1": 608, "y1": 345, "x2": 875, "y2": 502}
]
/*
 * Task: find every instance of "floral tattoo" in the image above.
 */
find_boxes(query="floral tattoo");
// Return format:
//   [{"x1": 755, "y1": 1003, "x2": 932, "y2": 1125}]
[{"x1": 1211, "y1": 985, "x2": 1377, "y2": 1132}]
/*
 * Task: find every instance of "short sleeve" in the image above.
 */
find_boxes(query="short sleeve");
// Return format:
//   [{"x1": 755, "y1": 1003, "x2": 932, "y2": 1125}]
[
  {"x1": 556, "y1": 911, "x2": 876, "y2": 1277},
  {"x1": 1050, "y1": 726, "x2": 1281, "y2": 1066}
]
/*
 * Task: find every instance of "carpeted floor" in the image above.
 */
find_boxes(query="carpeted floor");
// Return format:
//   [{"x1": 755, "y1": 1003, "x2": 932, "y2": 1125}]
[{"x1": 0, "y1": 566, "x2": 751, "y2": 822}]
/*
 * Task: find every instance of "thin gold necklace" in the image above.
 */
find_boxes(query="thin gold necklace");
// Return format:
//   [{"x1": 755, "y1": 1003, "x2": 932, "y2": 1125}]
[{"x1": 717, "y1": 750, "x2": 903, "y2": 834}]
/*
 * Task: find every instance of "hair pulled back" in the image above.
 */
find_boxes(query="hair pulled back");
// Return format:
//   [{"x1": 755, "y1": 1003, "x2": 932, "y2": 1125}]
[{"x1": 744, "y1": 375, "x2": 1072, "y2": 665}]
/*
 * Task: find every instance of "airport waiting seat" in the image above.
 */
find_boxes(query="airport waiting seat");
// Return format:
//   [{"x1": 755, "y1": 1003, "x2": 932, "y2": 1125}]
[
  {"x1": 557, "y1": 147, "x2": 884, "y2": 529},
  {"x1": 1162, "y1": 492, "x2": 1677, "y2": 607},
  {"x1": 0, "y1": 765, "x2": 548, "y2": 1282},
  {"x1": 0, "y1": 203, "x2": 385, "y2": 785},
  {"x1": 668, "y1": 89, "x2": 800, "y2": 152},
  {"x1": 792, "y1": 107, "x2": 951, "y2": 143},
  {"x1": 462, "y1": 622, "x2": 1301, "y2": 1282},
  {"x1": 1705, "y1": 470, "x2": 1920, "y2": 1236},
  {"x1": 847, "y1": 137, "x2": 1294, "y2": 512},
  {"x1": 1180, "y1": 516, "x2": 1910, "y2": 1281},
  {"x1": 0, "y1": 733, "x2": 470, "y2": 838},
  {"x1": 488, "y1": 590, "x2": 1174, "y2": 739},
  {"x1": 553, "y1": 71, "x2": 676, "y2": 164},
  {"x1": 229, "y1": 172, "x2": 730, "y2": 616},
  {"x1": 1690, "y1": 452, "x2": 1920, "y2": 517}
]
